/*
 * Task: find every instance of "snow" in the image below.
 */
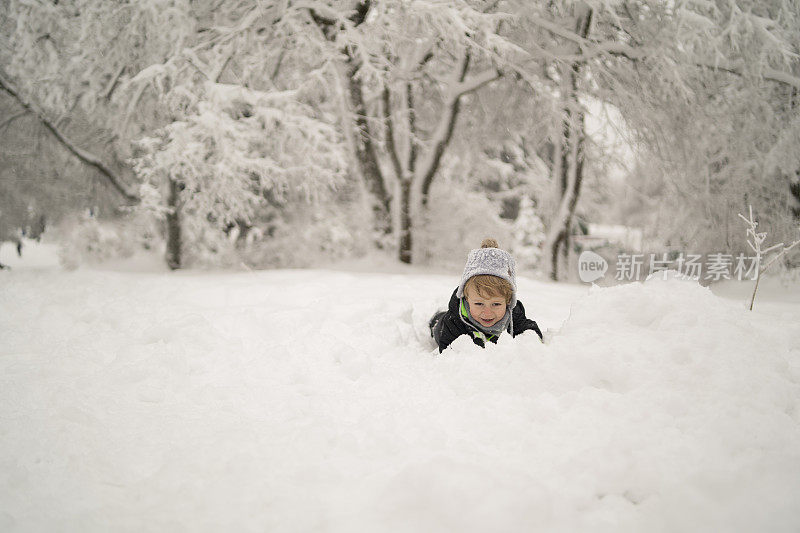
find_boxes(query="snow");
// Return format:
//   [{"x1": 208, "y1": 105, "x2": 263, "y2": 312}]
[
  {"x1": 1, "y1": 245, "x2": 800, "y2": 532},
  {"x1": 585, "y1": 223, "x2": 644, "y2": 252}
]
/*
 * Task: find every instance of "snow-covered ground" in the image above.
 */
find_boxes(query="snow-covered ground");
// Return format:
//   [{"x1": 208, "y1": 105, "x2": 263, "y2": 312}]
[{"x1": 2, "y1": 241, "x2": 800, "y2": 532}]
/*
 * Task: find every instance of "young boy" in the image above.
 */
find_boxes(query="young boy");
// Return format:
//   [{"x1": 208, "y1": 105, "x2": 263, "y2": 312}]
[{"x1": 429, "y1": 238, "x2": 543, "y2": 352}]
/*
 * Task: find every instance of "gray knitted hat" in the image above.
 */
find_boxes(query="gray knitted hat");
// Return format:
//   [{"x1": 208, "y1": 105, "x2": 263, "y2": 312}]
[{"x1": 456, "y1": 242, "x2": 517, "y2": 309}]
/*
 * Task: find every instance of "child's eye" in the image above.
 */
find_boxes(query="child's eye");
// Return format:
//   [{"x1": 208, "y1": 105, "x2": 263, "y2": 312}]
[{"x1": 492, "y1": 303, "x2": 502, "y2": 307}]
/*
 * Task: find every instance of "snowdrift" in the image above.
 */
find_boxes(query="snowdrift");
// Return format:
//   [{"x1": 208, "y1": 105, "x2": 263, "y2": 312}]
[{"x1": 1, "y1": 266, "x2": 799, "y2": 532}]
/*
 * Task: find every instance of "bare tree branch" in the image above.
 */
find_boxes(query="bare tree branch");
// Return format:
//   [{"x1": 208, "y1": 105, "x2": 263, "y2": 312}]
[
  {"x1": 103, "y1": 64, "x2": 126, "y2": 101},
  {"x1": 418, "y1": 50, "x2": 472, "y2": 206},
  {"x1": 212, "y1": 47, "x2": 234, "y2": 83},
  {"x1": 452, "y1": 67, "x2": 502, "y2": 98},
  {"x1": 270, "y1": 48, "x2": 286, "y2": 83}
]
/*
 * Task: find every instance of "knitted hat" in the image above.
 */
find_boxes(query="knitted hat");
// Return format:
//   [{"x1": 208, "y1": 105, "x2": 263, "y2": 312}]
[{"x1": 456, "y1": 239, "x2": 517, "y2": 309}]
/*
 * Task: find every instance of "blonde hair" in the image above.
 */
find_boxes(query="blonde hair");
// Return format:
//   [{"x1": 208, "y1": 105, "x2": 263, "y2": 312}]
[{"x1": 464, "y1": 275, "x2": 513, "y2": 304}]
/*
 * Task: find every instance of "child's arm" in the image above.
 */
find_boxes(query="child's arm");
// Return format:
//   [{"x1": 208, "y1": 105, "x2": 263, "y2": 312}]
[
  {"x1": 512, "y1": 300, "x2": 543, "y2": 341},
  {"x1": 436, "y1": 312, "x2": 471, "y2": 352}
]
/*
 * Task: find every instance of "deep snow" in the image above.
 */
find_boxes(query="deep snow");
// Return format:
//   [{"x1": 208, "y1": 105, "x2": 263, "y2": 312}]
[{"x1": 1, "y1": 241, "x2": 799, "y2": 532}]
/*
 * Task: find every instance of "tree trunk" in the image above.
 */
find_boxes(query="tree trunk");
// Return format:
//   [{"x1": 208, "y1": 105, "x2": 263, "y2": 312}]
[
  {"x1": 309, "y1": 4, "x2": 392, "y2": 241},
  {"x1": 791, "y1": 174, "x2": 800, "y2": 221},
  {"x1": 166, "y1": 176, "x2": 182, "y2": 270},
  {"x1": 548, "y1": 106, "x2": 586, "y2": 281},
  {"x1": 545, "y1": 6, "x2": 592, "y2": 281},
  {"x1": 549, "y1": 91, "x2": 574, "y2": 281},
  {"x1": 347, "y1": 59, "x2": 392, "y2": 235},
  {"x1": 790, "y1": 88, "x2": 800, "y2": 222},
  {"x1": 551, "y1": 229, "x2": 565, "y2": 280},
  {"x1": 398, "y1": 179, "x2": 413, "y2": 264}
]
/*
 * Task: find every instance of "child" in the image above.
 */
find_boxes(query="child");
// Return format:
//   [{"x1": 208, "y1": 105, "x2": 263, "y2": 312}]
[{"x1": 429, "y1": 238, "x2": 543, "y2": 352}]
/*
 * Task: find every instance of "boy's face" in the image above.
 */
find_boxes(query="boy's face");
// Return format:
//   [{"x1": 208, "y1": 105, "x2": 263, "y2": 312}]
[{"x1": 465, "y1": 286, "x2": 508, "y2": 328}]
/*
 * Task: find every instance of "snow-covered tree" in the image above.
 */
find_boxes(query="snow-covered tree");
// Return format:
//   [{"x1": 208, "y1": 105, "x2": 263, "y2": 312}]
[
  {"x1": 586, "y1": 0, "x2": 800, "y2": 255},
  {"x1": 0, "y1": 1, "x2": 142, "y2": 211},
  {"x1": 511, "y1": 195, "x2": 546, "y2": 270},
  {"x1": 493, "y1": 0, "x2": 800, "y2": 277},
  {"x1": 5, "y1": 0, "x2": 799, "y2": 274},
  {"x1": 132, "y1": 81, "x2": 346, "y2": 268},
  {"x1": 282, "y1": 0, "x2": 523, "y2": 263},
  {"x1": 2, "y1": 0, "x2": 351, "y2": 268}
]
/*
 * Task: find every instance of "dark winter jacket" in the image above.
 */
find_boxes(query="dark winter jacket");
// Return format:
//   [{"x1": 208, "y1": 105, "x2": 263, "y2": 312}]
[{"x1": 432, "y1": 289, "x2": 543, "y2": 353}]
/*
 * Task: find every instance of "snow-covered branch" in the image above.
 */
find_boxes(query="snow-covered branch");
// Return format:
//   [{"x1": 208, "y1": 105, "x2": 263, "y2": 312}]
[
  {"x1": 738, "y1": 205, "x2": 800, "y2": 310},
  {"x1": 695, "y1": 60, "x2": 800, "y2": 90},
  {"x1": 522, "y1": 5, "x2": 800, "y2": 90},
  {"x1": 291, "y1": 1, "x2": 347, "y2": 26},
  {"x1": 103, "y1": 64, "x2": 126, "y2": 101},
  {"x1": 452, "y1": 67, "x2": 502, "y2": 99},
  {"x1": 0, "y1": 72, "x2": 139, "y2": 203},
  {"x1": 526, "y1": 13, "x2": 589, "y2": 49}
]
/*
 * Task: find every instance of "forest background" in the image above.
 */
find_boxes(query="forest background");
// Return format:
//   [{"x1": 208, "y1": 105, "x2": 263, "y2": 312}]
[{"x1": 2, "y1": 0, "x2": 799, "y2": 280}]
